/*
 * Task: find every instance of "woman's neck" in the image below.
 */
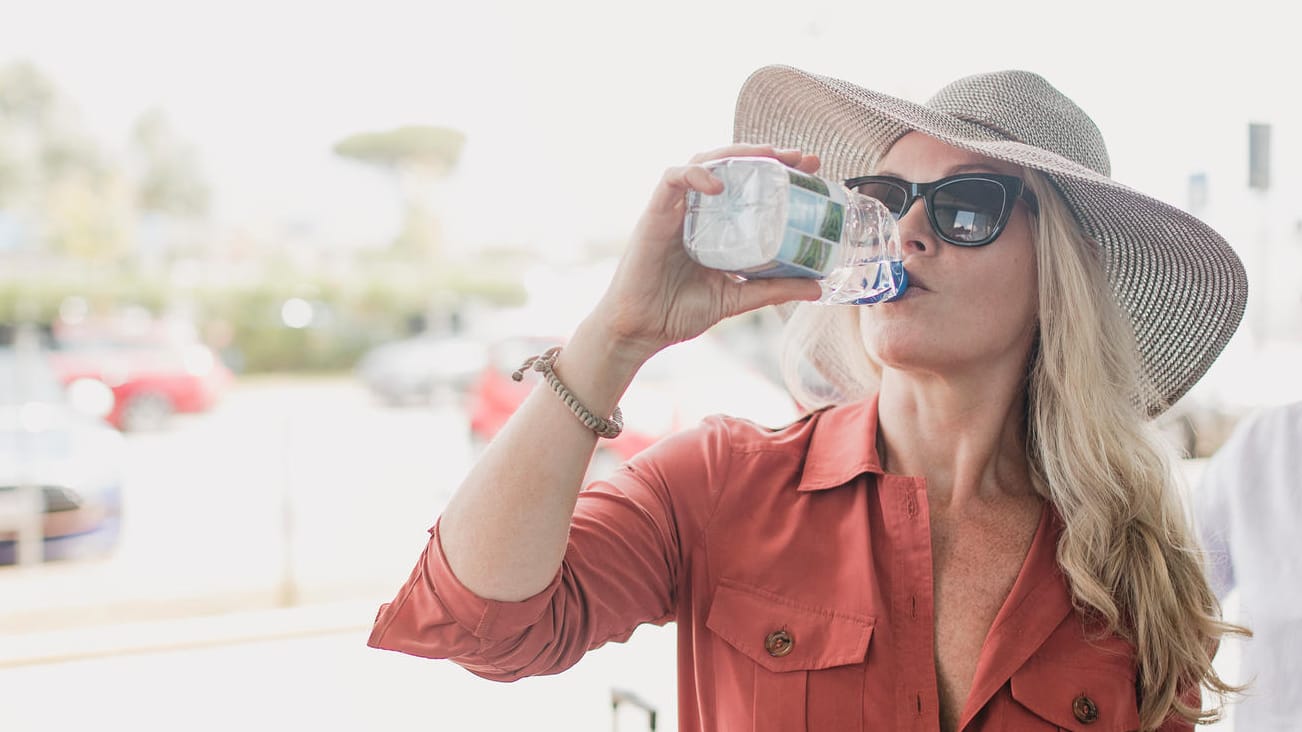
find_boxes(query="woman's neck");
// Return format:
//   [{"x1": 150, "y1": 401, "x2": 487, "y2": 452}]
[{"x1": 875, "y1": 369, "x2": 1035, "y2": 508}]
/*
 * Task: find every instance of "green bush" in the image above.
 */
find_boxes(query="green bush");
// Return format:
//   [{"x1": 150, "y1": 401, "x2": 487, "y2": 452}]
[{"x1": 0, "y1": 262, "x2": 526, "y2": 373}]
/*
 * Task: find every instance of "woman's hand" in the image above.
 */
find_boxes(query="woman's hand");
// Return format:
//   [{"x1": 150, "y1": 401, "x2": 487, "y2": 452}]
[
  {"x1": 589, "y1": 145, "x2": 824, "y2": 365},
  {"x1": 436, "y1": 147, "x2": 822, "y2": 604}
]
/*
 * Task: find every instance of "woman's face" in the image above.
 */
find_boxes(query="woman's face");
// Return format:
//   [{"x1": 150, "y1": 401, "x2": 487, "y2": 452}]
[{"x1": 858, "y1": 132, "x2": 1039, "y2": 378}]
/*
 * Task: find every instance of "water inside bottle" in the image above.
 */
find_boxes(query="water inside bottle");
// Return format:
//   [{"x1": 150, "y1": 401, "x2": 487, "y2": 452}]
[{"x1": 820, "y1": 258, "x2": 907, "y2": 305}]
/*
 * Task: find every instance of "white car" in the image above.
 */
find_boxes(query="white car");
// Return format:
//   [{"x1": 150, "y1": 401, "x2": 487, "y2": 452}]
[
  {"x1": 0, "y1": 345, "x2": 125, "y2": 565},
  {"x1": 356, "y1": 333, "x2": 488, "y2": 406}
]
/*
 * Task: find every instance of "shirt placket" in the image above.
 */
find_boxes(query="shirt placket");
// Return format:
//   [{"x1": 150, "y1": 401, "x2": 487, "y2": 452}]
[{"x1": 881, "y1": 474, "x2": 940, "y2": 731}]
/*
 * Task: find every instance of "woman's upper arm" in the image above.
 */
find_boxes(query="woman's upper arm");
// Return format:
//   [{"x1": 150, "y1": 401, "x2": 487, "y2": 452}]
[
  {"x1": 548, "y1": 415, "x2": 734, "y2": 637},
  {"x1": 368, "y1": 416, "x2": 734, "y2": 679}
]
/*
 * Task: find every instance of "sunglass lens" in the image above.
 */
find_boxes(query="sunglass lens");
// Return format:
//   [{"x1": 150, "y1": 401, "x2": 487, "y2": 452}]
[
  {"x1": 932, "y1": 179, "x2": 1007, "y2": 243},
  {"x1": 852, "y1": 181, "x2": 910, "y2": 217}
]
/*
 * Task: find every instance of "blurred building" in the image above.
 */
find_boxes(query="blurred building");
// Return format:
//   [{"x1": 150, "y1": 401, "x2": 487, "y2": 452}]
[{"x1": 1163, "y1": 120, "x2": 1302, "y2": 454}]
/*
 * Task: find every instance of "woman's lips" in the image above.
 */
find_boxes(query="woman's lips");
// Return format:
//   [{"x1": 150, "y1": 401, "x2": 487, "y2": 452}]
[{"x1": 885, "y1": 275, "x2": 927, "y2": 302}]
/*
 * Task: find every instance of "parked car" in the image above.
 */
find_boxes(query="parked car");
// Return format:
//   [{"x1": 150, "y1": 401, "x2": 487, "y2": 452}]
[
  {"x1": 355, "y1": 333, "x2": 487, "y2": 406},
  {"x1": 466, "y1": 333, "x2": 800, "y2": 465},
  {"x1": 467, "y1": 334, "x2": 567, "y2": 442},
  {"x1": 0, "y1": 345, "x2": 125, "y2": 565},
  {"x1": 45, "y1": 316, "x2": 232, "y2": 432}
]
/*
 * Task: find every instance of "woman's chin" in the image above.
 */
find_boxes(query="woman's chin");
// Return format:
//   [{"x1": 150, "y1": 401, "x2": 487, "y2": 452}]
[{"x1": 864, "y1": 341, "x2": 940, "y2": 372}]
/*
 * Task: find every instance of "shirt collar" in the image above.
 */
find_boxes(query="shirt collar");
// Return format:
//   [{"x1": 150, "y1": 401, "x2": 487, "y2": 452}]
[{"x1": 796, "y1": 395, "x2": 886, "y2": 492}]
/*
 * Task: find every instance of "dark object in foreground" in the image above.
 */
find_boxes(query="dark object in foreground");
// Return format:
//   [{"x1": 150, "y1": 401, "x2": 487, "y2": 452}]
[{"x1": 610, "y1": 687, "x2": 657, "y2": 731}]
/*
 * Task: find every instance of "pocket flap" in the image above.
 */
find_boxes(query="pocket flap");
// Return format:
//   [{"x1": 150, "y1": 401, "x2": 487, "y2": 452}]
[
  {"x1": 705, "y1": 578, "x2": 874, "y2": 673},
  {"x1": 1010, "y1": 656, "x2": 1141, "y2": 731}
]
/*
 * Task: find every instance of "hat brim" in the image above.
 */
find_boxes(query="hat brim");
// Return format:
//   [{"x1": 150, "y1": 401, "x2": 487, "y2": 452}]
[{"x1": 735, "y1": 65, "x2": 1247, "y2": 416}]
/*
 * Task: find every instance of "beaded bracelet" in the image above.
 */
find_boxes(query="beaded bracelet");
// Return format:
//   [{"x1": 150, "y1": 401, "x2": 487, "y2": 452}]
[{"x1": 512, "y1": 346, "x2": 624, "y2": 439}]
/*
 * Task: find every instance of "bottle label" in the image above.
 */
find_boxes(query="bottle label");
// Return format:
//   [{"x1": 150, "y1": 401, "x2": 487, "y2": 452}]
[{"x1": 741, "y1": 170, "x2": 846, "y2": 279}]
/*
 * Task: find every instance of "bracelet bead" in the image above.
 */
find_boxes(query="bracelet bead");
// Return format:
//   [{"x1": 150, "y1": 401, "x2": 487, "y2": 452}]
[{"x1": 511, "y1": 346, "x2": 624, "y2": 439}]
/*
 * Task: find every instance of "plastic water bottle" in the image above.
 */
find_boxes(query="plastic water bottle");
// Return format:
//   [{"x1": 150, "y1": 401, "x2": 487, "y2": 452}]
[{"x1": 682, "y1": 157, "x2": 907, "y2": 305}]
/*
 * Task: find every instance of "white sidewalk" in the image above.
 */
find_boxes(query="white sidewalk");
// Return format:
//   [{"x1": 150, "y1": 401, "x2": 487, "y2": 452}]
[{"x1": 0, "y1": 599, "x2": 680, "y2": 732}]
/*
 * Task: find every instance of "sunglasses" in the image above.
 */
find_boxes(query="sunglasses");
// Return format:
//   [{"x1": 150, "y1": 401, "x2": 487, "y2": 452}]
[{"x1": 843, "y1": 173, "x2": 1039, "y2": 247}]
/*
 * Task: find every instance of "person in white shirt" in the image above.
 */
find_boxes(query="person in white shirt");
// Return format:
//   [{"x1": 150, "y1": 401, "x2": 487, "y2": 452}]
[{"x1": 1193, "y1": 400, "x2": 1302, "y2": 730}]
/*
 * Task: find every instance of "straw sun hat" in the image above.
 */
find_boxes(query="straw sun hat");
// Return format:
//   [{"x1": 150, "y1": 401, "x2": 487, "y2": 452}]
[{"x1": 733, "y1": 65, "x2": 1248, "y2": 416}]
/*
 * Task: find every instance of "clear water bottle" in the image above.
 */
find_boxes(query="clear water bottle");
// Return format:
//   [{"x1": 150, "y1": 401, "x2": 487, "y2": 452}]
[{"x1": 682, "y1": 157, "x2": 907, "y2": 305}]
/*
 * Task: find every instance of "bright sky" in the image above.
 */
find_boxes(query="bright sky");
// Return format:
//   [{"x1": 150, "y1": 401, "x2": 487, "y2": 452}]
[{"x1": 1, "y1": 0, "x2": 1297, "y2": 259}]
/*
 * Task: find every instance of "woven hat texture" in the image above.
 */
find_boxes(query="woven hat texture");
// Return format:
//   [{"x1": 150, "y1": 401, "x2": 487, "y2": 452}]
[{"x1": 734, "y1": 65, "x2": 1248, "y2": 416}]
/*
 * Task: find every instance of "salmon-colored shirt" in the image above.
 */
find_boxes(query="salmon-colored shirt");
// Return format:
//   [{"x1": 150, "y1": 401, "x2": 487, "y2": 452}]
[{"x1": 369, "y1": 397, "x2": 1190, "y2": 731}]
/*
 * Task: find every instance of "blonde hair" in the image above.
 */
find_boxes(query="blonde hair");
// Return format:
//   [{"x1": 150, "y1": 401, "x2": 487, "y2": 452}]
[{"x1": 778, "y1": 170, "x2": 1247, "y2": 729}]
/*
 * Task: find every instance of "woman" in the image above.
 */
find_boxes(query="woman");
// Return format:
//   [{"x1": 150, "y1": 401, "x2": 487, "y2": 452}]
[{"x1": 369, "y1": 66, "x2": 1248, "y2": 731}]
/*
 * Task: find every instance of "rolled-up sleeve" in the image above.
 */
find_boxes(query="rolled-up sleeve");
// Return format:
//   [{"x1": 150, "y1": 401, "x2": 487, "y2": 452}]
[{"x1": 367, "y1": 416, "x2": 734, "y2": 680}]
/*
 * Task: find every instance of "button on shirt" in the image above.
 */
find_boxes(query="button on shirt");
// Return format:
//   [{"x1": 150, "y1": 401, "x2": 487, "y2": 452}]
[
  {"x1": 370, "y1": 397, "x2": 1186, "y2": 731},
  {"x1": 1193, "y1": 401, "x2": 1302, "y2": 731}
]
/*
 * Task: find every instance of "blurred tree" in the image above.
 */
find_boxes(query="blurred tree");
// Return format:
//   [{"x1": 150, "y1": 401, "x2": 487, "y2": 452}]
[
  {"x1": 127, "y1": 109, "x2": 211, "y2": 269},
  {"x1": 0, "y1": 62, "x2": 59, "y2": 206},
  {"x1": 0, "y1": 61, "x2": 129, "y2": 261},
  {"x1": 0, "y1": 62, "x2": 57, "y2": 123},
  {"x1": 43, "y1": 174, "x2": 133, "y2": 261},
  {"x1": 333, "y1": 125, "x2": 465, "y2": 172},
  {"x1": 129, "y1": 108, "x2": 210, "y2": 217},
  {"x1": 333, "y1": 125, "x2": 465, "y2": 261}
]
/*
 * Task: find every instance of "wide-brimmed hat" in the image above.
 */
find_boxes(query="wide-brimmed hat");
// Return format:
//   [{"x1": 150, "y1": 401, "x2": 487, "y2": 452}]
[{"x1": 734, "y1": 65, "x2": 1247, "y2": 416}]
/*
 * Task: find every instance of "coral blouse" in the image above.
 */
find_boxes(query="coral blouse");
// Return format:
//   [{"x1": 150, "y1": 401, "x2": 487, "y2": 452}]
[{"x1": 370, "y1": 397, "x2": 1188, "y2": 731}]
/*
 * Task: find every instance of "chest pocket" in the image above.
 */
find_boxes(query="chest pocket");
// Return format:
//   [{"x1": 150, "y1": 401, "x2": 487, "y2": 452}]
[
  {"x1": 705, "y1": 578, "x2": 874, "y2": 732},
  {"x1": 1008, "y1": 651, "x2": 1142, "y2": 731}
]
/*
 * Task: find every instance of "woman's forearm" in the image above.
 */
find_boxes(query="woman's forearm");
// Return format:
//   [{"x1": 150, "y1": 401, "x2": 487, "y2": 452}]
[
  {"x1": 438, "y1": 315, "x2": 650, "y2": 601},
  {"x1": 437, "y1": 146, "x2": 820, "y2": 603}
]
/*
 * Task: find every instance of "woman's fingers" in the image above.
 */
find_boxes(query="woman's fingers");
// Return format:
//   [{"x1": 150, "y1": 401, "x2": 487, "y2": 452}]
[
  {"x1": 729, "y1": 276, "x2": 823, "y2": 315},
  {"x1": 793, "y1": 152, "x2": 821, "y2": 175},
  {"x1": 688, "y1": 143, "x2": 805, "y2": 167},
  {"x1": 645, "y1": 163, "x2": 721, "y2": 215},
  {"x1": 605, "y1": 144, "x2": 827, "y2": 347},
  {"x1": 649, "y1": 147, "x2": 819, "y2": 216}
]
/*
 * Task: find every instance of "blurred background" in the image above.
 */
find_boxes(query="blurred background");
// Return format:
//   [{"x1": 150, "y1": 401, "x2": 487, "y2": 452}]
[{"x1": 0, "y1": 0, "x2": 1297, "y2": 729}]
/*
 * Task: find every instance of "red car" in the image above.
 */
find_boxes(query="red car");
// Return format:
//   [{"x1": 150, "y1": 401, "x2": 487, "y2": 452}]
[
  {"x1": 46, "y1": 317, "x2": 233, "y2": 432},
  {"x1": 466, "y1": 334, "x2": 799, "y2": 466}
]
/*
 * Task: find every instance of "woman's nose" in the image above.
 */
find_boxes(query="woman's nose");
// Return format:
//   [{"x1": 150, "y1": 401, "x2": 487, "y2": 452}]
[{"x1": 896, "y1": 198, "x2": 936, "y2": 255}]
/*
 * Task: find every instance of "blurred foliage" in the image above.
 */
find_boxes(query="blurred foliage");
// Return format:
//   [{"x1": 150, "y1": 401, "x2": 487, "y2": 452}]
[
  {"x1": 334, "y1": 125, "x2": 465, "y2": 263},
  {"x1": 0, "y1": 63, "x2": 59, "y2": 201},
  {"x1": 43, "y1": 174, "x2": 134, "y2": 260},
  {"x1": 197, "y1": 259, "x2": 524, "y2": 372},
  {"x1": 0, "y1": 63, "x2": 526, "y2": 373},
  {"x1": 333, "y1": 125, "x2": 466, "y2": 171},
  {"x1": 0, "y1": 259, "x2": 525, "y2": 373},
  {"x1": 0, "y1": 61, "x2": 210, "y2": 262},
  {"x1": 0, "y1": 269, "x2": 170, "y2": 324},
  {"x1": 0, "y1": 62, "x2": 57, "y2": 123},
  {"x1": 130, "y1": 109, "x2": 211, "y2": 216}
]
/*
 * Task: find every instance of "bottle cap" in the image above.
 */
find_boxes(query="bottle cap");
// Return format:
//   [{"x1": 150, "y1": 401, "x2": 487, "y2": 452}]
[{"x1": 850, "y1": 261, "x2": 908, "y2": 305}]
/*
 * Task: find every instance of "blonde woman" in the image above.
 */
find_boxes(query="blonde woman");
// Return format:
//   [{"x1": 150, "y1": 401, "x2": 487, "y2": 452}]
[{"x1": 369, "y1": 66, "x2": 1248, "y2": 731}]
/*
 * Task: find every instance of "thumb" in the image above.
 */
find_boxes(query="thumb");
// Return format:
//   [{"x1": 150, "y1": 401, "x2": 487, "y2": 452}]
[{"x1": 730, "y1": 277, "x2": 822, "y2": 315}]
